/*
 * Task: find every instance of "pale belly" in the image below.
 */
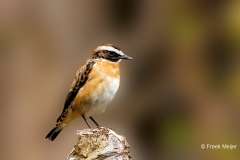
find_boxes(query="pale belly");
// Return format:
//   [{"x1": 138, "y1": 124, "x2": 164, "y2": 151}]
[{"x1": 82, "y1": 77, "x2": 120, "y2": 117}]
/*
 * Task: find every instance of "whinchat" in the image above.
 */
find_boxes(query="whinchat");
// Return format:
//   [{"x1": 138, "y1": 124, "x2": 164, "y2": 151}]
[{"x1": 45, "y1": 44, "x2": 133, "y2": 141}]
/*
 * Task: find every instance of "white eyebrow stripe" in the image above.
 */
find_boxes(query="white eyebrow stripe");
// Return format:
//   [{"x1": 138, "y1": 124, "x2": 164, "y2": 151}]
[{"x1": 100, "y1": 46, "x2": 124, "y2": 56}]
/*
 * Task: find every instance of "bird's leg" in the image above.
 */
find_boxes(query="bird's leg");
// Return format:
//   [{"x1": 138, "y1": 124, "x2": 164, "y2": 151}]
[
  {"x1": 81, "y1": 115, "x2": 91, "y2": 128},
  {"x1": 90, "y1": 116, "x2": 100, "y2": 127}
]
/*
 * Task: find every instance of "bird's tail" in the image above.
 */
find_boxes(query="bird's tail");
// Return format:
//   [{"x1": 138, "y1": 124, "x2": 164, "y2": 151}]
[
  {"x1": 45, "y1": 126, "x2": 63, "y2": 141},
  {"x1": 45, "y1": 108, "x2": 74, "y2": 141}
]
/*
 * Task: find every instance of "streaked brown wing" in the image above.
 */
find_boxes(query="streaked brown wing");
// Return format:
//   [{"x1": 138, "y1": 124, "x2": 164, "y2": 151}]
[{"x1": 57, "y1": 60, "x2": 95, "y2": 122}]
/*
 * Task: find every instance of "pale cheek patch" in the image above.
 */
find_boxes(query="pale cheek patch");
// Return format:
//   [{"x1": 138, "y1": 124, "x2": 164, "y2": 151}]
[{"x1": 100, "y1": 58, "x2": 121, "y2": 63}]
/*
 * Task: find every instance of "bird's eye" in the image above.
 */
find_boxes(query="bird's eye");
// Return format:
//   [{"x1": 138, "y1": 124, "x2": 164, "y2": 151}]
[
  {"x1": 106, "y1": 51, "x2": 121, "y2": 61},
  {"x1": 95, "y1": 50, "x2": 121, "y2": 62}
]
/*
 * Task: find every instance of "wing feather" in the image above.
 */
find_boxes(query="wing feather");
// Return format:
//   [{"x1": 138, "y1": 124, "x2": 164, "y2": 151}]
[{"x1": 56, "y1": 60, "x2": 95, "y2": 122}]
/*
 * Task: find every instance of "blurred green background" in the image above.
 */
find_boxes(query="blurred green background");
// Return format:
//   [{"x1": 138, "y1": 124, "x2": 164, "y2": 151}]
[{"x1": 0, "y1": 1, "x2": 240, "y2": 160}]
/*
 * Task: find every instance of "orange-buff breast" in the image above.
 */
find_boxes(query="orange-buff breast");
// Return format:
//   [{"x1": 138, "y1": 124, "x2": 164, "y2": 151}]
[{"x1": 74, "y1": 61, "x2": 120, "y2": 117}]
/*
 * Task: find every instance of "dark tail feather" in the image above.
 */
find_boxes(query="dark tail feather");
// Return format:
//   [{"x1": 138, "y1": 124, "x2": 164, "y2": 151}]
[{"x1": 45, "y1": 127, "x2": 62, "y2": 141}]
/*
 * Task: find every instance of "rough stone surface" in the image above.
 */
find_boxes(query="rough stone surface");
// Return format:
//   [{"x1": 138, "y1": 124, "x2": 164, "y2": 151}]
[{"x1": 68, "y1": 127, "x2": 130, "y2": 160}]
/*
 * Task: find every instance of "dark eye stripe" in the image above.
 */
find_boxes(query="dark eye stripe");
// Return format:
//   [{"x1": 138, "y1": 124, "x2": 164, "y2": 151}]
[
  {"x1": 103, "y1": 50, "x2": 121, "y2": 62},
  {"x1": 95, "y1": 50, "x2": 121, "y2": 62}
]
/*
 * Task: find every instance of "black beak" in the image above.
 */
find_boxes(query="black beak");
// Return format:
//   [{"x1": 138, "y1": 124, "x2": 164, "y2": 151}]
[{"x1": 120, "y1": 54, "x2": 133, "y2": 60}]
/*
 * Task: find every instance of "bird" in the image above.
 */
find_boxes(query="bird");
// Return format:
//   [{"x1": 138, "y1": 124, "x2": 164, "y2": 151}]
[{"x1": 45, "y1": 44, "x2": 133, "y2": 141}]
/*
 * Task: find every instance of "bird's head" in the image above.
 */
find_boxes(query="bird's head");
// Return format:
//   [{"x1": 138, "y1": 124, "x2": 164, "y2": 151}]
[{"x1": 92, "y1": 44, "x2": 133, "y2": 62}]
